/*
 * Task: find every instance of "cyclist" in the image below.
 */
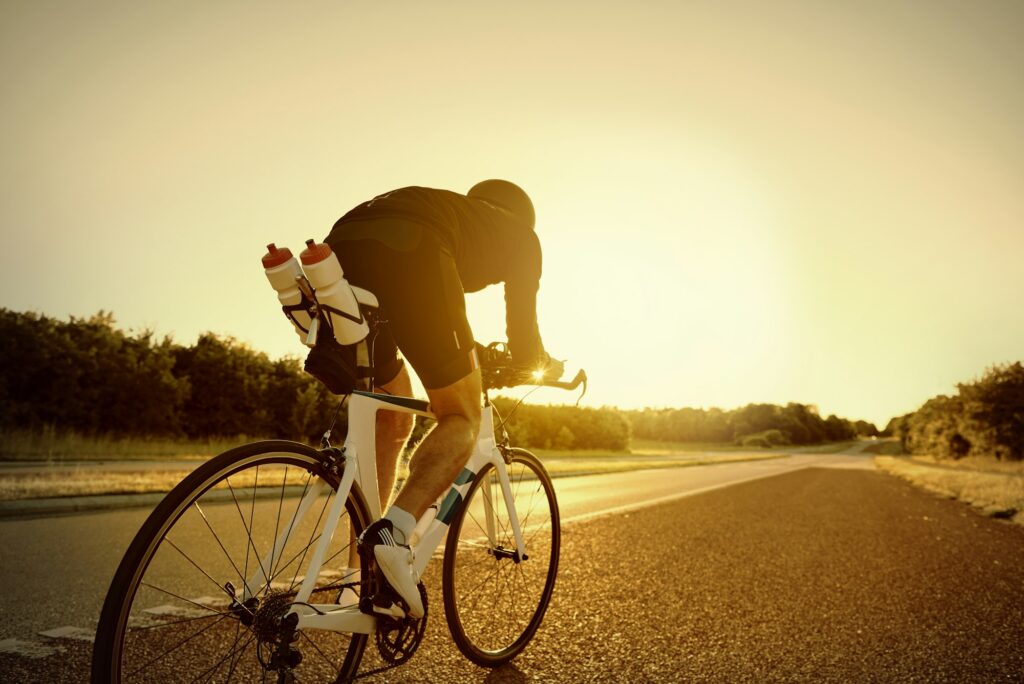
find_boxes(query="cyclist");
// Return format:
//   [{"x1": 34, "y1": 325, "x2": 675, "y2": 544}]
[{"x1": 322, "y1": 180, "x2": 562, "y2": 618}]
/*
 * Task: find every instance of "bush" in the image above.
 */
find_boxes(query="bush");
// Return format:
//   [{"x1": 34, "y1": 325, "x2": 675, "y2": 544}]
[
  {"x1": 0, "y1": 309, "x2": 339, "y2": 444},
  {"x1": 491, "y1": 398, "x2": 630, "y2": 451},
  {"x1": 899, "y1": 363, "x2": 1024, "y2": 461},
  {"x1": 738, "y1": 429, "x2": 789, "y2": 448},
  {"x1": 624, "y1": 402, "x2": 868, "y2": 446}
]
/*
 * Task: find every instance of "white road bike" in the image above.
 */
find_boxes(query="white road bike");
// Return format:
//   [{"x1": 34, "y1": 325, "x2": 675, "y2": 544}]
[{"x1": 92, "y1": 287, "x2": 586, "y2": 683}]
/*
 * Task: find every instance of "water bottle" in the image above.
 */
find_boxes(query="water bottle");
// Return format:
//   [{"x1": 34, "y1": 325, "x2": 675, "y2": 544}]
[
  {"x1": 262, "y1": 243, "x2": 313, "y2": 346},
  {"x1": 299, "y1": 239, "x2": 369, "y2": 345}
]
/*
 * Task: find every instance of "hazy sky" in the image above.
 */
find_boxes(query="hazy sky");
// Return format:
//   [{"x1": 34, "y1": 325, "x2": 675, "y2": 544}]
[{"x1": 2, "y1": 1, "x2": 1022, "y2": 427}]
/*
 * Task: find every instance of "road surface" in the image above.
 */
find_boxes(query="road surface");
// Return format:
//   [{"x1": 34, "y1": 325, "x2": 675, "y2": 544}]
[{"x1": 2, "y1": 454, "x2": 1022, "y2": 681}]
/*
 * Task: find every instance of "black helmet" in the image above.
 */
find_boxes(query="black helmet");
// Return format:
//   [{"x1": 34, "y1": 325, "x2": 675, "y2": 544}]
[{"x1": 467, "y1": 179, "x2": 535, "y2": 230}]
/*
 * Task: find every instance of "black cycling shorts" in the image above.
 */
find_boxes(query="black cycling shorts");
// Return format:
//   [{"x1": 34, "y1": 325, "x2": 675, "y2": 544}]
[{"x1": 326, "y1": 222, "x2": 475, "y2": 390}]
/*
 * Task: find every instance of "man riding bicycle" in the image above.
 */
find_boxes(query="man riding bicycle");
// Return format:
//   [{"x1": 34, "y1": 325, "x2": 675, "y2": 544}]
[{"x1": 321, "y1": 180, "x2": 562, "y2": 618}]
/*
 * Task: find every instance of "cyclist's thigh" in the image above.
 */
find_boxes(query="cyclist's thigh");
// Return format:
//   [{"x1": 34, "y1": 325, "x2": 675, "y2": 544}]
[
  {"x1": 332, "y1": 228, "x2": 475, "y2": 391},
  {"x1": 369, "y1": 322, "x2": 405, "y2": 387}
]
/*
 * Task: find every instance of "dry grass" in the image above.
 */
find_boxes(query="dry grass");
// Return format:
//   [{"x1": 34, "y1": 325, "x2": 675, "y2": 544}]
[
  {"x1": 630, "y1": 439, "x2": 858, "y2": 456},
  {"x1": 0, "y1": 465, "x2": 298, "y2": 500},
  {"x1": 907, "y1": 453, "x2": 1024, "y2": 474},
  {"x1": 0, "y1": 428, "x2": 252, "y2": 462},
  {"x1": 875, "y1": 456, "x2": 1024, "y2": 526}
]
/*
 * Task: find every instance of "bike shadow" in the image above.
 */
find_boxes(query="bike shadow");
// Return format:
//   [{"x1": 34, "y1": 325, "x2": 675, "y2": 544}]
[{"x1": 483, "y1": 663, "x2": 529, "y2": 683}]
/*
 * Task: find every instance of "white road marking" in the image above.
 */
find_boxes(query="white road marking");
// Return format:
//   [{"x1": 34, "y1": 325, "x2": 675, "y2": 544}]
[
  {"x1": 0, "y1": 637, "x2": 65, "y2": 659},
  {"x1": 144, "y1": 604, "x2": 208, "y2": 618},
  {"x1": 127, "y1": 614, "x2": 169, "y2": 629},
  {"x1": 38, "y1": 626, "x2": 95, "y2": 642},
  {"x1": 190, "y1": 595, "x2": 231, "y2": 607}
]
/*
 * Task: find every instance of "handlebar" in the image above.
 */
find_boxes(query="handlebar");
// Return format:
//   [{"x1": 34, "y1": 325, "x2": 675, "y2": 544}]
[{"x1": 477, "y1": 342, "x2": 587, "y2": 400}]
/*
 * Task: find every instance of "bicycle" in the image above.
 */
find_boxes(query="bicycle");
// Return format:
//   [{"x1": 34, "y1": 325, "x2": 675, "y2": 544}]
[{"x1": 91, "y1": 285, "x2": 587, "y2": 682}]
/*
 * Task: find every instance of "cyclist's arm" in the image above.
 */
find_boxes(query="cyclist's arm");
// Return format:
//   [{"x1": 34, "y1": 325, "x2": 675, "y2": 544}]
[{"x1": 504, "y1": 230, "x2": 547, "y2": 366}]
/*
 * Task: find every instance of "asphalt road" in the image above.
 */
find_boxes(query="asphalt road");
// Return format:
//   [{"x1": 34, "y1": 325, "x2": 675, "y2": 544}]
[{"x1": 2, "y1": 457, "x2": 1022, "y2": 682}]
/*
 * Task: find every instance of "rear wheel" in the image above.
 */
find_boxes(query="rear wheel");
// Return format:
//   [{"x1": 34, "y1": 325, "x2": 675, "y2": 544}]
[
  {"x1": 91, "y1": 440, "x2": 371, "y2": 682},
  {"x1": 442, "y1": 448, "x2": 560, "y2": 667}
]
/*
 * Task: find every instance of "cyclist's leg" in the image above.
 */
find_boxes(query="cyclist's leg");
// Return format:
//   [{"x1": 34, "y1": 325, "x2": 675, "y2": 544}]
[
  {"x1": 373, "y1": 362, "x2": 414, "y2": 509},
  {"x1": 392, "y1": 368, "x2": 482, "y2": 519},
  {"x1": 377, "y1": 233, "x2": 482, "y2": 520}
]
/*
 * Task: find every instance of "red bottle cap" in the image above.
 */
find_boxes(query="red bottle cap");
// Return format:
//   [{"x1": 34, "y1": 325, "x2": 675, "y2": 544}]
[
  {"x1": 262, "y1": 243, "x2": 293, "y2": 268},
  {"x1": 300, "y1": 239, "x2": 333, "y2": 266}
]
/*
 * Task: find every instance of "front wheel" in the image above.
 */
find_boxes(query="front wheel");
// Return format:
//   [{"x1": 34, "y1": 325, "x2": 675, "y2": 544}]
[
  {"x1": 91, "y1": 440, "x2": 372, "y2": 683},
  {"x1": 442, "y1": 448, "x2": 560, "y2": 667}
]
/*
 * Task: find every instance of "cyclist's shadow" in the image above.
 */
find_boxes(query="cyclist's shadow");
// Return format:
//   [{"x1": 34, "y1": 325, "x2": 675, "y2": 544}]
[{"x1": 483, "y1": 663, "x2": 529, "y2": 683}]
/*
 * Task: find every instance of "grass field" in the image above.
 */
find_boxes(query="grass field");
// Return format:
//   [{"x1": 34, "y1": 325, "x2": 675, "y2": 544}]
[
  {"x1": 0, "y1": 428, "x2": 246, "y2": 462},
  {"x1": 629, "y1": 438, "x2": 859, "y2": 455},
  {"x1": 875, "y1": 455, "x2": 1024, "y2": 526}
]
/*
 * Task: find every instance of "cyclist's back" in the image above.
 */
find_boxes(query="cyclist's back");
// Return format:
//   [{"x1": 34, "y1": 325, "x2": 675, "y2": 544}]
[
  {"x1": 326, "y1": 184, "x2": 547, "y2": 372},
  {"x1": 332, "y1": 185, "x2": 538, "y2": 291}
]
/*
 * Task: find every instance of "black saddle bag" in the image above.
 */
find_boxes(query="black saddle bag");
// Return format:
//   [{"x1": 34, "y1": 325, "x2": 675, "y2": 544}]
[{"x1": 304, "y1": 335, "x2": 360, "y2": 395}]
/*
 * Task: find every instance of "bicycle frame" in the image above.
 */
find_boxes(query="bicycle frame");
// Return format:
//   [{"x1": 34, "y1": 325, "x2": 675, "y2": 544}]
[{"x1": 239, "y1": 389, "x2": 529, "y2": 636}]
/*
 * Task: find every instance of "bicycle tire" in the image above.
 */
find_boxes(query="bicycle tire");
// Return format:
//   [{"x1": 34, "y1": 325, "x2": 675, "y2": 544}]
[
  {"x1": 91, "y1": 440, "x2": 372, "y2": 683},
  {"x1": 441, "y1": 448, "x2": 560, "y2": 667}
]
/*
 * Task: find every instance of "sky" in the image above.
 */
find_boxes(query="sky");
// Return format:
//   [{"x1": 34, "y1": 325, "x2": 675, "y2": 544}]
[{"x1": 1, "y1": 0, "x2": 1022, "y2": 428}]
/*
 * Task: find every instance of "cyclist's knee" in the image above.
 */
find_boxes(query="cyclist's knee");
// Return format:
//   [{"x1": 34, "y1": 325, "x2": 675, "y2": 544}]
[{"x1": 426, "y1": 369, "x2": 482, "y2": 433}]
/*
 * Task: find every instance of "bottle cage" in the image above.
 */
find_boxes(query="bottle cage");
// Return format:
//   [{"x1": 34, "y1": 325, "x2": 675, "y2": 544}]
[{"x1": 293, "y1": 287, "x2": 382, "y2": 394}]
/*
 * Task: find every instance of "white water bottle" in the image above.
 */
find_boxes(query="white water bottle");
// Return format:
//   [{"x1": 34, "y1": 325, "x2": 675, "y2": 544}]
[
  {"x1": 262, "y1": 243, "x2": 313, "y2": 346},
  {"x1": 299, "y1": 239, "x2": 369, "y2": 345}
]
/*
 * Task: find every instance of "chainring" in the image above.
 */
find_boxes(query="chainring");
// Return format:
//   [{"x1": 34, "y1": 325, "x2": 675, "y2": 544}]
[{"x1": 374, "y1": 582, "x2": 428, "y2": 665}]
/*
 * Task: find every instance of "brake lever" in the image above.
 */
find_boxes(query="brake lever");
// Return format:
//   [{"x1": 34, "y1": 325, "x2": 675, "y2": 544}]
[{"x1": 543, "y1": 370, "x2": 588, "y2": 405}]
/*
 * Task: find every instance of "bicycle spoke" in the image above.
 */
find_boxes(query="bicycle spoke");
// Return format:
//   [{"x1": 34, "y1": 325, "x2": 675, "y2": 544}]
[
  {"x1": 459, "y1": 551, "x2": 503, "y2": 615},
  {"x1": 288, "y1": 486, "x2": 335, "y2": 592},
  {"x1": 139, "y1": 582, "x2": 235, "y2": 619},
  {"x1": 224, "y1": 632, "x2": 256, "y2": 682},
  {"x1": 266, "y1": 465, "x2": 288, "y2": 588},
  {"x1": 267, "y1": 468, "x2": 314, "y2": 582},
  {"x1": 164, "y1": 537, "x2": 238, "y2": 600},
  {"x1": 193, "y1": 500, "x2": 250, "y2": 596},
  {"x1": 126, "y1": 613, "x2": 229, "y2": 678},
  {"x1": 320, "y1": 537, "x2": 355, "y2": 570},
  {"x1": 243, "y1": 465, "x2": 261, "y2": 600},
  {"x1": 130, "y1": 611, "x2": 223, "y2": 632},
  {"x1": 298, "y1": 630, "x2": 341, "y2": 672},
  {"x1": 189, "y1": 626, "x2": 253, "y2": 684},
  {"x1": 226, "y1": 478, "x2": 272, "y2": 594}
]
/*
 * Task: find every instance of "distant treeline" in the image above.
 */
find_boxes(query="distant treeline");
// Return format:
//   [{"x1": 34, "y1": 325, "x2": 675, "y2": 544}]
[
  {"x1": 490, "y1": 398, "x2": 631, "y2": 451},
  {"x1": 0, "y1": 309, "x2": 338, "y2": 443},
  {"x1": 624, "y1": 403, "x2": 877, "y2": 448},
  {"x1": 887, "y1": 363, "x2": 1023, "y2": 461},
  {"x1": 1, "y1": 309, "x2": 877, "y2": 454}
]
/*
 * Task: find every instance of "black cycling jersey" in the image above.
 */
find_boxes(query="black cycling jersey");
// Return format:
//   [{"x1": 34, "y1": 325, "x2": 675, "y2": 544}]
[{"x1": 327, "y1": 187, "x2": 546, "y2": 379}]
